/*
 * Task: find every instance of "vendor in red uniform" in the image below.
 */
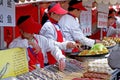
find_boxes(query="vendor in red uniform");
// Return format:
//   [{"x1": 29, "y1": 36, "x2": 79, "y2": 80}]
[
  {"x1": 90, "y1": 8, "x2": 117, "y2": 39},
  {"x1": 109, "y1": 8, "x2": 117, "y2": 28},
  {"x1": 106, "y1": 16, "x2": 120, "y2": 37},
  {"x1": 8, "y1": 15, "x2": 75, "y2": 71},
  {"x1": 40, "y1": 2, "x2": 80, "y2": 64}
]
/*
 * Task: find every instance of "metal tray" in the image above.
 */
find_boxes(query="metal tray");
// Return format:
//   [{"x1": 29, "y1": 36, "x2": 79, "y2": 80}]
[
  {"x1": 69, "y1": 52, "x2": 108, "y2": 57},
  {"x1": 106, "y1": 44, "x2": 116, "y2": 49}
]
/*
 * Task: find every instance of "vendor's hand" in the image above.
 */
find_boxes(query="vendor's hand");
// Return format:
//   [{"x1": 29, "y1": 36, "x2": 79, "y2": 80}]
[
  {"x1": 95, "y1": 39, "x2": 102, "y2": 43},
  {"x1": 58, "y1": 58, "x2": 66, "y2": 71},
  {"x1": 66, "y1": 42, "x2": 76, "y2": 49},
  {"x1": 28, "y1": 41, "x2": 41, "y2": 54},
  {"x1": 75, "y1": 43, "x2": 81, "y2": 49}
]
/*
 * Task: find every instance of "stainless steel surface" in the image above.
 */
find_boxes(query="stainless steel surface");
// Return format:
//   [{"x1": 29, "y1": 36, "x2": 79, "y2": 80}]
[{"x1": 0, "y1": 27, "x2": 5, "y2": 50}]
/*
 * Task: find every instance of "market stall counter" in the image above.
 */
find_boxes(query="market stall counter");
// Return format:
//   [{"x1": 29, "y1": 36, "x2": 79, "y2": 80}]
[
  {"x1": 66, "y1": 42, "x2": 120, "y2": 80},
  {"x1": 1, "y1": 41, "x2": 120, "y2": 80},
  {"x1": 15, "y1": 58, "x2": 86, "y2": 80}
]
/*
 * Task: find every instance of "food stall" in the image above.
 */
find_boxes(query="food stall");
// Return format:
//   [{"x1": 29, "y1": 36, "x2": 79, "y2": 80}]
[{"x1": 0, "y1": 0, "x2": 120, "y2": 80}]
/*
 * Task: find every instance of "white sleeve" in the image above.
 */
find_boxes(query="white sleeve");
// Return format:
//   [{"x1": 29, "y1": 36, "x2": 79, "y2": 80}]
[
  {"x1": 51, "y1": 46, "x2": 66, "y2": 62},
  {"x1": 54, "y1": 40, "x2": 75, "y2": 50},
  {"x1": 47, "y1": 40, "x2": 66, "y2": 62},
  {"x1": 38, "y1": 35, "x2": 65, "y2": 62},
  {"x1": 78, "y1": 36, "x2": 95, "y2": 47},
  {"x1": 59, "y1": 15, "x2": 95, "y2": 47},
  {"x1": 116, "y1": 28, "x2": 120, "y2": 34},
  {"x1": 107, "y1": 27, "x2": 117, "y2": 37},
  {"x1": 40, "y1": 22, "x2": 57, "y2": 40},
  {"x1": 8, "y1": 37, "x2": 29, "y2": 48},
  {"x1": 69, "y1": 18, "x2": 95, "y2": 47}
]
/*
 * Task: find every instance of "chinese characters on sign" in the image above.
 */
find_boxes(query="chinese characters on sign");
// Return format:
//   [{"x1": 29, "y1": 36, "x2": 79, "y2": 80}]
[
  {"x1": 80, "y1": 1, "x2": 93, "y2": 36},
  {"x1": 0, "y1": 48, "x2": 29, "y2": 79},
  {"x1": 97, "y1": 13, "x2": 108, "y2": 28},
  {"x1": 0, "y1": 0, "x2": 15, "y2": 26},
  {"x1": 97, "y1": 3, "x2": 109, "y2": 28},
  {"x1": 80, "y1": 7, "x2": 92, "y2": 36}
]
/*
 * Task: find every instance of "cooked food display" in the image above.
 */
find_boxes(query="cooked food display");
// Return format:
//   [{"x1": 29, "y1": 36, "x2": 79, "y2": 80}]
[
  {"x1": 87, "y1": 58, "x2": 112, "y2": 73},
  {"x1": 78, "y1": 44, "x2": 109, "y2": 56},
  {"x1": 102, "y1": 38, "x2": 116, "y2": 48},
  {"x1": 17, "y1": 59, "x2": 85, "y2": 80},
  {"x1": 72, "y1": 77, "x2": 104, "y2": 80},
  {"x1": 103, "y1": 37, "x2": 120, "y2": 43},
  {"x1": 83, "y1": 71, "x2": 110, "y2": 80}
]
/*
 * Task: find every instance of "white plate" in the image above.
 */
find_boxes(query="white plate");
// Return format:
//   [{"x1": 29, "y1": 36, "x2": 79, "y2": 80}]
[{"x1": 106, "y1": 43, "x2": 116, "y2": 49}]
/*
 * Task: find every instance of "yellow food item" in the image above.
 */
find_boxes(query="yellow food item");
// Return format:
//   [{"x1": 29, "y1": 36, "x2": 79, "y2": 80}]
[{"x1": 79, "y1": 50, "x2": 89, "y2": 55}]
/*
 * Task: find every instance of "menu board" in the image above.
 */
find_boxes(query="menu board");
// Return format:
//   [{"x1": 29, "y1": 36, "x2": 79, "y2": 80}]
[{"x1": 0, "y1": 48, "x2": 29, "y2": 79}]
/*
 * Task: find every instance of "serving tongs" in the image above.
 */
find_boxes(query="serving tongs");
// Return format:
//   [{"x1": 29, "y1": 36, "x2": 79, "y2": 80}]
[{"x1": 0, "y1": 63, "x2": 9, "y2": 80}]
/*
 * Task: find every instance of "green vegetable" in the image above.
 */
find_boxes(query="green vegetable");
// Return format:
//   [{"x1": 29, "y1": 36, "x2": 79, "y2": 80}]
[{"x1": 91, "y1": 43, "x2": 107, "y2": 51}]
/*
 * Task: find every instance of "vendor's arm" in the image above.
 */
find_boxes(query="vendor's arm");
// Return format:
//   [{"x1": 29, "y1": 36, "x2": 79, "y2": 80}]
[
  {"x1": 53, "y1": 40, "x2": 77, "y2": 50},
  {"x1": 59, "y1": 15, "x2": 95, "y2": 47},
  {"x1": 37, "y1": 35, "x2": 66, "y2": 71},
  {"x1": 70, "y1": 22, "x2": 96, "y2": 47}
]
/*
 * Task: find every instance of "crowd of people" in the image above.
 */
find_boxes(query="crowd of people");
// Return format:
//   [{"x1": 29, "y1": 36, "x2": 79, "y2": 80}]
[{"x1": 7, "y1": 0, "x2": 120, "y2": 71}]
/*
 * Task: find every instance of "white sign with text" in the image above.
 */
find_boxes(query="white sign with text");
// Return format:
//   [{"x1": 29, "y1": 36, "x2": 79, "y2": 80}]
[
  {"x1": 97, "y1": 13, "x2": 108, "y2": 28},
  {"x1": 0, "y1": 0, "x2": 15, "y2": 26},
  {"x1": 80, "y1": 7, "x2": 92, "y2": 36}
]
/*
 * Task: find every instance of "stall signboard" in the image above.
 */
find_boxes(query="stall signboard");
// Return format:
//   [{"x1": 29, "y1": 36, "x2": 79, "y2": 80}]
[
  {"x1": 0, "y1": 0, "x2": 15, "y2": 26},
  {"x1": 97, "y1": 13, "x2": 108, "y2": 28},
  {"x1": 97, "y1": 3, "x2": 109, "y2": 28},
  {"x1": 80, "y1": 1, "x2": 92, "y2": 36},
  {"x1": 0, "y1": 48, "x2": 29, "y2": 79}
]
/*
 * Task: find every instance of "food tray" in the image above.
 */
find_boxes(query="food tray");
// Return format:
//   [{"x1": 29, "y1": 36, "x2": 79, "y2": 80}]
[
  {"x1": 69, "y1": 52, "x2": 108, "y2": 57},
  {"x1": 106, "y1": 43, "x2": 116, "y2": 49}
]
